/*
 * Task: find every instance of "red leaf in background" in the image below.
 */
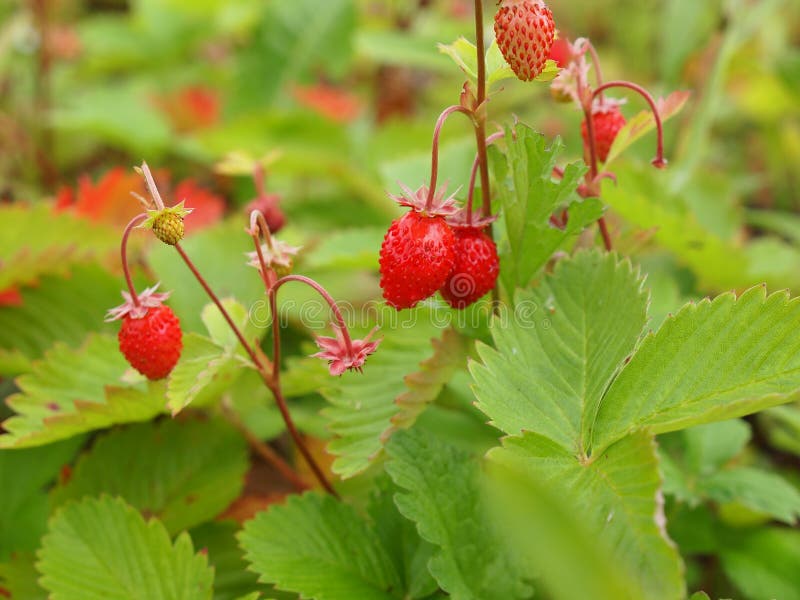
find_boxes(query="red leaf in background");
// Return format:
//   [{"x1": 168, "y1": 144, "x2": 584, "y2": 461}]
[
  {"x1": 0, "y1": 287, "x2": 23, "y2": 307},
  {"x1": 154, "y1": 85, "x2": 221, "y2": 133},
  {"x1": 56, "y1": 168, "x2": 226, "y2": 233},
  {"x1": 172, "y1": 179, "x2": 226, "y2": 233},
  {"x1": 290, "y1": 83, "x2": 362, "y2": 123}
]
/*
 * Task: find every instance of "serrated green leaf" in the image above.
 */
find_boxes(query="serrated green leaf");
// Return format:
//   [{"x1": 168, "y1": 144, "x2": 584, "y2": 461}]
[
  {"x1": 239, "y1": 492, "x2": 403, "y2": 600},
  {"x1": 0, "y1": 553, "x2": 47, "y2": 600},
  {"x1": 385, "y1": 429, "x2": 530, "y2": 600},
  {"x1": 471, "y1": 251, "x2": 647, "y2": 454},
  {"x1": 592, "y1": 285, "x2": 800, "y2": 454},
  {"x1": 0, "y1": 437, "x2": 85, "y2": 560},
  {"x1": 322, "y1": 313, "x2": 452, "y2": 479},
  {"x1": 0, "y1": 335, "x2": 168, "y2": 448},
  {"x1": 190, "y1": 521, "x2": 267, "y2": 600},
  {"x1": 0, "y1": 205, "x2": 117, "y2": 291},
  {"x1": 490, "y1": 124, "x2": 590, "y2": 290},
  {"x1": 0, "y1": 266, "x2": 120, "y2": 375},
  {"x1": 38, "y1": 496, "x2": 213, "y2": 600},
  {"x1": 489, "y1": 431, "x2": 684, "y2": 599},
  {"x1": 52, "y1": 419, "x2": 247, "y2": 535},
  {"x1": 699, "y1": 467, "x2": 800, "y2": 524},
  {"x1": 719, "y1": 527, "x2": 800, "y2": 600},
  {"x1": 604, "y1": 90, "x2": 690, "y2": 166}
]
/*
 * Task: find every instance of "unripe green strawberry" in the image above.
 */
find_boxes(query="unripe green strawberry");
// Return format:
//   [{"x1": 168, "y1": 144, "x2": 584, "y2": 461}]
[
  {"x1": 152, "y1": 211, "x2": 185, "y2": 245},
  {"x1": 142, "y1": 201, "x2": 192, "y2": 245}
]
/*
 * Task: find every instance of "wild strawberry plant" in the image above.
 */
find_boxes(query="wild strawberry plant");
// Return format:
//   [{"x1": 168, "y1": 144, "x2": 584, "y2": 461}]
[{"x1": 1, "y1": 1, "x2": 800, "y2": 600}]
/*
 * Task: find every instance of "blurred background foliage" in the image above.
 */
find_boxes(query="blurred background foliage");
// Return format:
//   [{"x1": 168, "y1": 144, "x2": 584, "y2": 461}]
[{"x1": 1, "y1": 0, "x2": 800, "y2": 598}]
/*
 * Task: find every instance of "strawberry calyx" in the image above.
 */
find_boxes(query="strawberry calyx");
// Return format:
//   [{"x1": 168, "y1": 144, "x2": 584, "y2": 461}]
[
  {"x1": 390, "y1": 182, "x2": 459, "y2": 217},
  {"x1": 105, "y1": 284, "x2": 171, "y2": 321},
  {"x1": 246, "y1": 238, "x2": 301, "y2": 278},
  {"x1": 446, "y1": 208, "x2": 497, "y2": 229}
]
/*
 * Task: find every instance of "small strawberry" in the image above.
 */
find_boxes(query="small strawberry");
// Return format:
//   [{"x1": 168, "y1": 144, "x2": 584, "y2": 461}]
[
  {"x1": 106, "y1": 285, "x2": 183, "y2": 380},
  {"x1": 142, "y1": 202, "x2": 192, "y2": 245},
  {"x1": 494, "y1": 0, "x2": 556, "y2": 82},
  {"x1": 379, "y1": 184, "x2": 459, "y2": 310},
  {"x1": 440, "y1": 227, "x2": 499, "y2": 309},
  {"x1": 581, "y1": 106, "x2": 627, "y2": 163}
]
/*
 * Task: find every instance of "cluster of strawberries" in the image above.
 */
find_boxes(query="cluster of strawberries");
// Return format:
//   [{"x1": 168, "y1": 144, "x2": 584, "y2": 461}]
[{"x1": 378, "y1": 184, "x2": 499, "y2": 311}]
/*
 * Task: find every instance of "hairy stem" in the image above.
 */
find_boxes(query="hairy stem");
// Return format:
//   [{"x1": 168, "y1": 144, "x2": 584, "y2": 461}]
[{"x1": 425, "y1": 104, "x2": 472, "y2": 210}]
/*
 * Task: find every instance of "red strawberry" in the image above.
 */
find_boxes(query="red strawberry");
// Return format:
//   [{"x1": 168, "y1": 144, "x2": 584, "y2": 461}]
[
  {"x1": 494, "y1": 0, "x2": 556, "y2": 82},
  {"x1": 581, "y1": 107, "x2": 627, "y2": 163},
  {"x1": 118, "y1": 305, "x2": 183, "y2": 380},
  {"x1": 440, "y1": 228, "x2": 499, "y2": 309},
  {"x1": 380, "y1": 211, "x2": 456, "y2": 310}
]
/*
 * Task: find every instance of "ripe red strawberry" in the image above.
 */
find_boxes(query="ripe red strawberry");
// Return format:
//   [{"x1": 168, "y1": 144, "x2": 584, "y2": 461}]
[
  {"x1": 581, "y1": 107, "x2": 627, "y2": 163},
  {"x1": 494, "y1": 0, "x2": 556, "y2": 82},
  {"x1": 440, "y1": 227, "x2": 499, "y2": 309},
  {"x1": 118, "y1": 305, "x2": 183, "y2": 380},
  {"x1": 380, "y1": 211, "x2": 456, "y2": 310}
]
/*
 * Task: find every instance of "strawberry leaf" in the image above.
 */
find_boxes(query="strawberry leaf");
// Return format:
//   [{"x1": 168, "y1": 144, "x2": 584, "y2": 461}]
[
  {"x1": 591, "y1": 285, "x2": 800, "y2": 454},
  {"x1": 471, "y1": 251, "x2": 647, "y2": 454},
  {"x1": 0, "y1": 205, "x2": 117, "y2": 291},
  {"x1": 0, "y1": 335, "x2": 168, "y2": 448},
  {"x1": 38, "y1": 496, "x2": 213, "y2": 600},
  {"x1": 489, "y1": 431, "x2": 684, "y2": 599},
  {"x1": 604, "y1": 90, "x2": 690, "y2": 166},
  {"x1": 52, "y1": 418, "x2": 248, "y2": 535},
  {"x1": 385, "y1": 428, "x2": 531, "y2": 600},
  {"x1": 239, "y1": 492, "x2": 404, "y2": 600}
]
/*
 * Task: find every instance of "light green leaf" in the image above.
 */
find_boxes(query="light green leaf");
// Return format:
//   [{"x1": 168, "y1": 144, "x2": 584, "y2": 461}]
[
  {"x1": 0, "y1": 205, "x2": 117, "y2": 291},
  {"x1": 604, "y1": 90, "x2": 690, "y2": 166},
  {"x1": 490, "y1": 124, "x2": 590, "y2": 290},
  {"x1": 0, "y1": 437, "x2": 85, "y2": 560},
  {"x1": 471, "y1": 251, "x2": 647, "y2": 454},
  {"x1": 189, "y1": 521, "x2": 267, "y2": 600},
  {"x1": 719, "y1": 527, "x2": 800, "y2": 600},
  {"x1": 52, "y1": 419, "x2": 247, "y2": 535},
  {"x1": 38, "y1": 496, "x2": 213, "y2": 600},
  {"x1": 0, "y1": 265, "x2": 120, "y2": 375},
  {"x1": 699, "y1": 467, "x2": 800, "y2": 524},
  {"x1": 489, "y1": 431, "x2": 684, "y2": 599},
  {"x1": 303, "y1": 227, "x2": 384, "y2": 271},
  {"x1": 680, "y1": 419, "x2": 751, "y2": 475},
  {"x1": 592, "y1": 285, "x2": 800, "y2": 454},
  {"x1": 239, "y1": 492, "x2": 403, "y2": 600},
  {"x1": 487, "y1": 462, "x2": 646, "y2": 600},
  {"x1": 0, "y1": 335, "x2": 168, "y2": 448},
  {"x1": 439, "y1": 37, "x2": 558, "y2": 86},
  {"x1": 322, "y1": 313, "x2": 453, "y2": 479},
  {"x1": 385, "y1": 429, "x2": 530, "y2": 600},
  {"x1": 760, "y1": 405, "x2": 800, "y2": 455}
]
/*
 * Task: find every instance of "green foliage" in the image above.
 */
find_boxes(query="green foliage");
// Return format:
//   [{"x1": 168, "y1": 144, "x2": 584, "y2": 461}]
[
  {"x1": 0, "y1": 335, "x2": 168, "y2": 448},
  {"x1": 52, "y1": 419, "x2": 248, "y2": 535},
  {"x1": 0, "y1": 205, "x2": 117, "y2": 291},
  {"x1": 0, "y1": 553, "x2": 47, "y2": 600},
  {"x1": 0, "y1": 437, "x2": 84, "y2": 560},
  {"x1": 38, "y1": 496, "x2": 214, "y2": 600},
  {"x1": 0, "y1": 266, "x2": 120, "y2": 376},
  {"x1": 489, "y1": 124, "x2": 600, "y2": 292},
  {"x1": 385, "y1": 429, "x2": 531, "y2": 600},
  {"x1": 239, "y1": 492, "x2": 404, "y2": 600}
]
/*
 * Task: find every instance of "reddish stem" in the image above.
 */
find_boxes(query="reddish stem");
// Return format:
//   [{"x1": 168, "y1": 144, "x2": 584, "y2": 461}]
[
  {"x1": 425, "y1": 105, "x2": 472, "y2": 210},
  {"x1": 120, "y1": 214, "x2": 148, "y2": 307},
  {"x1": 466, "y1": 131, "x2": 505, "y2": 226},
  {"x1": 592, "y1": 80, "x2": 667, "y2": 168},
  {"x1": 581, "y1": 39, "x2": 605, "y2": 101},
  {"x1": 270, "y1": 274, "x2": 354, "y2": 357},
  {"x1": 598, "y1": 217, "x2": 613, "y2": 251},
  {"x1": 174, "y1": 242, "x2": 338, "y2": 496}
]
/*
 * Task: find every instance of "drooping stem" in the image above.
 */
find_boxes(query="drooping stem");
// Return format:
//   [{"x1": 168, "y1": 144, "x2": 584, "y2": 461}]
[
  {"x1": 593, "y1": 80, "x2": 667, "y2": 168},
  {"x1": 473, "y1": 0, "x2": 493, "y2": 219},
  {"x1": 581, "y1": 39, "x2": 605, "y2": 101},
  {"x1": 425, "y1": 104, "x2": 472, "y2": 210},
  {"x1": 267, "y1": 287, "x2": 338, "y2": 497},
  {"x1": 120, "y1": 214, "x2": 148, "y2": 307},
  {"x1": 598, "y1": 217, "x2": 612, "y2": 251},
  {"x1": 174, "y1": 242, "x2": 337, "y2": 496},
  {"x1": 270, "y1": 275, "x2": 354, "y2": 357},
  {"x1": 248, "y1": 210, "x2": 277, "y2": 289}
]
